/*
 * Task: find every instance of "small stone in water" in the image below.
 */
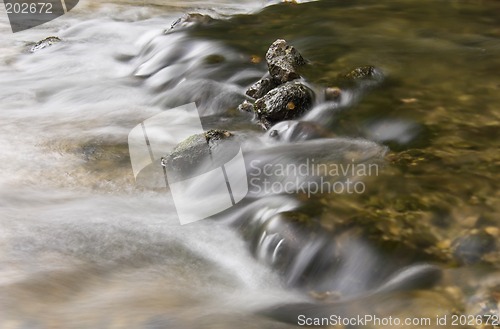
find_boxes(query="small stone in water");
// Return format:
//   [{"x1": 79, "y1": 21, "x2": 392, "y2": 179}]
[
  {"x1": 452, "y1": 230, "x2": 497, "y2": 265},
  {"x1": 325, "y1": 87, "x2": 341, "y2": 100},
  {"x1": 204, "y1": 54, "x2": 225, "y2": 64},
  {"x1": 237, "y1": 100, "x2": 254, "y2": 112},
  {"x1": 484, "y1": 226, "x2": 499, "y2": 237},
  {"x1": 204, "y1": 129, "x2": 232, "y2": 142},
  {"x1": 344, "y1": 65, "x2": 377, "y2": 80},
  {"x1": 250, "y1": 55, "x2": 262, "y2": 64},
  {"x1": 30, "y1": 36, "x2": 61, "y2": 53},
  {"x1": 167, "y1": 13, "x2": 214, "y2": 32}
]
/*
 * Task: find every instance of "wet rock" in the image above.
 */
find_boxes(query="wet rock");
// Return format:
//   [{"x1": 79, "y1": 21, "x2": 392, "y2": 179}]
[
  {"x1": 266, "y1": 39, "x2": 306, "y2": 84},
  {"x1": 325, "y1": 87, "x2": 342, "y2": 101},
  {"x1": 266, "y1": 120, "x2": 329, "y2": 142},
  {"x1": 340, "y1": 65, "x2": 384, "y2": 88},
  {"x1": 203, "y1": 54, "x2": 225, "y2": 65},
  {"x1": 166, "y1": 13, "x2": 214, "y2": 33},
  {"x1": 344, "y1": 65, "x2": 378, "y2": 80},
  {"x1": 237, "y1": 100, "x2": 254, "y2": 112},
  {"x1": 204, "y1": 129, "x2": 232, "y2": 144},
  {"x1": 30, "y1": 36, "x2": 61, "y2": 53},
  {"x1": 452, "y1": 230, "x2": 497, "y2": 265},
  {"x1": 161, "y1": 129, "x2": 238, "y2": 181},
  {"x1": 246, "y1": 78, "x2": 278, "y2": 99},
  {"x1": 254, "y1": 83, "x2": 313, "y2": 129}
]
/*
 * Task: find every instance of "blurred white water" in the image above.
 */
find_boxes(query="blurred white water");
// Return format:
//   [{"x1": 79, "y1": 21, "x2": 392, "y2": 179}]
[
  {"x1": 0, "y1": 1, "x2": 311, "y2": 328},
  {"x1": 0, "y1": 0, "x2": 413, "y2": 328}
]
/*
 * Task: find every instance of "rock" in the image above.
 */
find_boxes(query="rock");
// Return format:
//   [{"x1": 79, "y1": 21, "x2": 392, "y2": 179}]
[
  {"x1": 237, "y1": 100, "x2": 254, "y2": 113},
  {"x1": 30, "y1": 36, "x2": 61, "y2": 53},
  {"x1": 246, "y1": 78, "x2": 278, "y2": 99},
  {"x1": 452, "y1": 230, "x2": 497, "y2": 265},
  {"x1": 203, "y1": 54, "x2": 225, "y2": 65},
  {"x1": 161, "y1": 129, "x2": 238, "y2": 182},
  {"x1": 266, "y1": 39, "x2": 306, "y2": 84},
  {"x1": 344, "y1": 65, "x2": 378, "y2": 80},
  {"x1": 325, "y1": 87, "x2": 342, "y2": 101},
  {"x1": 265, "y1": 120, "x2": 329, "y2": 142},
  {"x1": 254, "y1": 83, "x2": 313, "y2": 129},
  {"x1": 340, "y1": 65, "x2": 384, "y2": 88},
  {"x1": 204, "y1": 129, "x2": 232, "y2": 144},
  {"x1": 166, "y1": 13, "x2": 214, "y2": 33}
]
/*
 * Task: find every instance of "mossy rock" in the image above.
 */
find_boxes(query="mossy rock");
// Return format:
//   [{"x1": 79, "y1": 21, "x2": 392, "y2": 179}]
[{"x1": 161, "y1": 129, "x2": 238, "y2": 182}]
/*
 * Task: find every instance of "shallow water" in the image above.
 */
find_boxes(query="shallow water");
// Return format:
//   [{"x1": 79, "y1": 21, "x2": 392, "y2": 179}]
[{"x1": 0, "y1": 0, "x2": 499, "y2": 328}]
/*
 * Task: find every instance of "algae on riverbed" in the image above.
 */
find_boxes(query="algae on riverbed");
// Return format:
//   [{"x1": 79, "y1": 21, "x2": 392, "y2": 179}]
[
  {"x1": 188, "y1": 1, "x2": 500, "y2": 323},
  {"x1": 191, "y1": 0, "x2": 500, "y2": 267}
]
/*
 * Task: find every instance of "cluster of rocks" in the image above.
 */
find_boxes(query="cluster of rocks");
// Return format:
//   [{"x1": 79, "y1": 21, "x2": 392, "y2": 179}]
[
  {"x1": 161, "y1": 39, "x2": 384, "y2": 174},
  {"x1": 237, "y1": 39, "x2": 382, "y2": 131},
  {"x1": 238, "y1": 39, "x2": 314, "y2": 130}
]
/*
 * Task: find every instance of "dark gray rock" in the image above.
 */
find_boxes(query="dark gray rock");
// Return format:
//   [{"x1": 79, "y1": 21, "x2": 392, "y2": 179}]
[
  {"x1": 452, "y1": 230, "x2": 497, "y2": 265},
  {"x1": 246, "y1": 78, "x2": 278, "y2": 99},
  {"x1": 254, "y1": 83, "x2": 313, "y2": 129},
  {"x1": 161, "y1": 129, "x2": 238, "y2": 182},
  {"x1": 30, "y1": 36, "x2": 61, "y2": 53},
  {"x1": 266, "y1": 39, "x2": 306, "y2": 84}
]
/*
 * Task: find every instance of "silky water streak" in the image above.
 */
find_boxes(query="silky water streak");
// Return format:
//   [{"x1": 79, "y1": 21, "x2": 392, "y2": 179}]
[{"x1": 128, "y1": 103, "x2": 248, "y2": 225}]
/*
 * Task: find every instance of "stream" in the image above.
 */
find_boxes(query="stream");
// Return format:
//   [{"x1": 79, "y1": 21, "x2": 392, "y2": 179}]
[{"x1": 1, "y1": 0, "x2": 499, "y2": 328}]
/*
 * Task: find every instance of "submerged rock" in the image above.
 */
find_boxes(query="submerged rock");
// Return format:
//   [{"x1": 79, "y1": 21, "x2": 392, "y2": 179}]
[
  {"x1": 340, "y1": 65, "x2": 384, "y2": 88},
  {"x1": 266, "y1": 120, "x2": 329, "y2": 143},
  {"x1": 324, "y1": 87, "x2": 342, "y2": 101},
  {"x1": 266, "y1": 39, "x2": 306, "y2": 84},
  {"x1": 30, "y1": 36, "x2": 61, "y2": 53},
  {"x1": 452, "y1": 230, "x2": 497, "y2": 265},
  {"x1": 246, "y1": 77, "x2": 278, "y2": 99},
  {"x1": 161, "y1": 129, "x2": 238, "y2": 181},
  {"x1": 166, "y1": 13, "x2": 214, "y2": 33},
  {"x1": 254, "y1": 83, "x2": 313, "y2": 129},
  {"x1": 344, "y1": 65, "x2": 377, "y2": 80}
]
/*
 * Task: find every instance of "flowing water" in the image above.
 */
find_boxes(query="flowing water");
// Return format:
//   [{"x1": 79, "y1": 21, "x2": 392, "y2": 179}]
[{"x1": 1, "y1": 0, "x2": 500, "y2": 328}]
